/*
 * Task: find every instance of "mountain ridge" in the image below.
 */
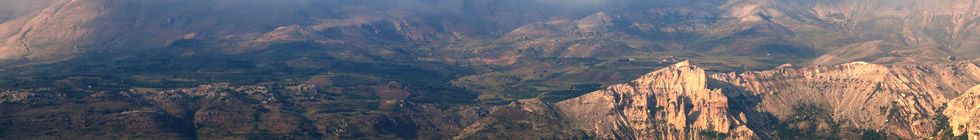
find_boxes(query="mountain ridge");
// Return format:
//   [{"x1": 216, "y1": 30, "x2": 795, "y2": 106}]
[
  {"x1": 3, "y1": 0, "x2": 980, "y2": 139},
  {"x1": 463, "y1": 60, "x2": 980, "y2": 139}
]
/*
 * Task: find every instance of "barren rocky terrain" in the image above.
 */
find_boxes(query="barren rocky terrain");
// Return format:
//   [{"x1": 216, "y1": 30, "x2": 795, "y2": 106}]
[{"x1": 2, "y1": 0, "x2": 980, "y2": 139}]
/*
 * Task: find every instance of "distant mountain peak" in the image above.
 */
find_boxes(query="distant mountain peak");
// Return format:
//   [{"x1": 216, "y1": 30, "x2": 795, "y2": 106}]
[{"x1": 576, "y1": 12, "x2": 614, "y2": 29}]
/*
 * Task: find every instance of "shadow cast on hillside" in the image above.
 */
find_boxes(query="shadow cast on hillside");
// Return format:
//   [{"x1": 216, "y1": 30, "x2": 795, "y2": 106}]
[{"x1": 707, "y1": 77, "x2": 779, "y2": 140}]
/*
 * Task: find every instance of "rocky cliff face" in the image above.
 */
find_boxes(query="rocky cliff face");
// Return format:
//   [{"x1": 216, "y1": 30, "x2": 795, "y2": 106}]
[
  {"x1": 462, "y1": 61, "x2": 980, "y2": 139},
  {"x1": 712, "y1": 61, "x2": 980, "y2": 138},
  {"x1": 946, "y1": 85, "x2": 980, "y2": 139},
  {"x1": 555, "y1": 61, "x2": 756, "y2": 139}
]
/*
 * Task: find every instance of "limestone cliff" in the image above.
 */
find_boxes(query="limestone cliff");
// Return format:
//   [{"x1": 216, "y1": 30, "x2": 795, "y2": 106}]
[
  {"x1": 555, "y1": 61, "x2": 757, "y2": 139},
  {"x1": 946, "y1": 85, "x2": 980, "y2": 139},
  {"x1": 468, "y1": 61, "x2": 980, "y2": 139},
  {"x1": 711, "y1": 61, "x2": 980, "y2": 138}
]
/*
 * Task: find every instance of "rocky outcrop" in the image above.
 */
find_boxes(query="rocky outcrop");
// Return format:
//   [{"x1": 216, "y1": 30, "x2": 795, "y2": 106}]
[
  {"x1": 945, "y1": 85, "x2": 980, "y2": 139},
  {"x1": 710, "y1": 61, "x2": 980, "y2": 138},
  {"x1": 555, "y1": 61, "x2": 757, "y2": 139},
  {"x1": 468, "y1": 61, "x2": 980, "y2": 139},
  {"x1": 0, "y1": 89, "x2": 64, "y2": 104}
]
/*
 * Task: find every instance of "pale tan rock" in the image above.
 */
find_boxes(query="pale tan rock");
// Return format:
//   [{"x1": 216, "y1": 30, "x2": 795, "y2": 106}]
[
  {"x1": 0, "y1": 0, "x2": 98, "y2": 60},
  {"x1": 945, "y1": 85, "x2": 980, "y2": 139},
  {"x1": 465, "y1": 61, "x2": 980, "y2": 139},
  {"x1": 711, "y1": 61, "x2": 980, "y2": 139},
  {"x1": 555, "y1": 61, "x2": 757, "y2": 139}
]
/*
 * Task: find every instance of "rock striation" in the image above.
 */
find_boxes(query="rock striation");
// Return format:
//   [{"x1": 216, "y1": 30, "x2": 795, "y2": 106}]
[
  {"x1": 467, "y1": 61, "x2": 980, "y2": 139},
  {"x1": 555, "y1": 61, "x2": 757, "y2": 139},
  {"x1": 945, "y1": 85, "x2": 980, "y2": 139},
  {"x1": 711, "y1": 61, "x2": 980, "y2": 138}
]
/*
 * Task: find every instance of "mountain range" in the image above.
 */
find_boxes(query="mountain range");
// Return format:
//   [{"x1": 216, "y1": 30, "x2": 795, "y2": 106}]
[{"x1": 2, "y1": 0, "x2": 980, "y2": 139}]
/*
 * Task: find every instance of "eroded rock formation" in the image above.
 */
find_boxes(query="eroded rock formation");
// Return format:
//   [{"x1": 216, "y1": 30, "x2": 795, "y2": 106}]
[
  {"x1": 468, "y1": 61, "x2": 980, "y2": 139},
  {"x1": 556, "y1": 61, "x2": 756, "y2": 139},
  {"x1": 946, "y1": 85, "x2": 980, "y2": 139}
]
